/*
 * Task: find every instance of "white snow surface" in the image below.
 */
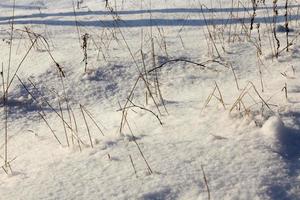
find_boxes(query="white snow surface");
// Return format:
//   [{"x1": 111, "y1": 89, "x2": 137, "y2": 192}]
[{"x1": 0, "y1": 0, "x2": 300, "y2": 199}]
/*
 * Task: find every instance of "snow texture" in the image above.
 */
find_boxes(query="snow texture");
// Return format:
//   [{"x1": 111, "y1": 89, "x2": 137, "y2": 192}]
[{"x1": 0, "y1": 0, "x2": 300, "y2": 199}]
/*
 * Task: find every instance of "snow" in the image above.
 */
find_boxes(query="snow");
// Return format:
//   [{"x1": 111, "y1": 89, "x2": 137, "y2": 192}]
[
  {"x1": 262, "y1": 116, "x2": 285, "y2": 139},
  {"x1": 0, "y1": 0, "x2": 300, "y2": 199}
]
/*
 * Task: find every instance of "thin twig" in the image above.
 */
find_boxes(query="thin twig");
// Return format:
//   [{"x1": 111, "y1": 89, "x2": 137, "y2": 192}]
[
  {"x1": 80, "y1": 105, "x2": 94, "y2": 148},
  {"x1": 201, "y1": 165, "x2": 211, "y2": 200}
]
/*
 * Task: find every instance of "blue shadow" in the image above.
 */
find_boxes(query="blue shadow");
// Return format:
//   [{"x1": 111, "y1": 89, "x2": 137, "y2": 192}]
[{"x1": 0, "y1": 14, "x2": 299, "y2": 28}]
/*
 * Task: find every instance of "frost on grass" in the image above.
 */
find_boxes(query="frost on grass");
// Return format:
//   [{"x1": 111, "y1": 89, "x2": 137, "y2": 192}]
[{"x1": 0, "y1": 0, "x2": 300, "y2": 200}]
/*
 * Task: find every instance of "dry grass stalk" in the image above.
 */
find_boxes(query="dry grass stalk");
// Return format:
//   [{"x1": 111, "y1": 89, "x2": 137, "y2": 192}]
[
  {"x1": 140, "y1": 50, "x2": 150, "y2": 106},
  {"x1": 55, "y1": 68, "x2": 74, "y2": 145},
  {"x1": 123, "y1": 98, "x2": 163, "y2": 125},
  {"x1": 6, "y1": 0, "x2": 16, "y2": 88},
  {"x1": 155, "y1": 74, "x2": 168, "y2": 114},
  {"x1": 129, "y1": 154, "x2": 138, "y2": 178},
  {"x1": 230, "y1": 83, "x2": 252, "y2": 113},
  {"x1": 250, "y1": 0, "x2": 258, "y2": 33},
  {"x1": 214, "y1": 81, "x2": 226, "y2": 109},
  {"x1": 1, "y1": 66, "x2": 9, "y2": 171},
  {"x1": 282, "y1": 83, "x2": 288, "y2": 100},
  {"x1": 80, "y1": 105, "x2": 94, "y2": 148},
  {"x1": 256, "y1": 52, "x2": 265, "y2": 93},
  {"x1": 139, "y1": 73, "x2": 162, "y2": 115},
  {"x1": 80, "y1": 105, "x2": 105, "y2": 136},
  {"x1": 20, "y1": 29, "x2": 65, "y2": 77},
  {"x1": 119, "y1": 76, "x2": 140, "y2": 135},
  {"x1": 249, "y1": 81, "x2": 273, "y2": 112},
  {"x1": 69, "y1": 107, "x2": 82, "y2": 151},
  {"x1": 201, "y1": 81, "x2": 226, "y2": 112},
  {"x1": 285, "y1": 0, "x2": 289, "y2": 52},
  {"x1": 273, "y1": 0, "x2": 280, "y2": 58},
  {"x1": 230, "y1": 82, "x2": 274, "y2": 115},
  {"x1": 201, "y1": 165, "x2": 211, "y2": 200},
  {"x1": 148, "y1": 58, "x2": 222, "y2": 73},
  {"x1": 201, "y1": 85, "x2": 217, "y2": 112},
  {"x1": 200, "y1": 4, "x2": 222, "y2": 59},
  {"x1": 72, "y1": 0, "x2": 82, "y2": 47},
  {"x1": 278, "y1": 31, "x2": 300, "y2": 55},
  {"x1": 27, "y1": 78, "x2": 85, "y2": 146},
  {"x1": 157, "y1": 27, "x2": 168, "y2": 57},
  {"x1": 119, "y1": 100, "x2": 153, "y2": 175},
  {"x1": 133, "y1": 139, "x2": 153, "y2": 175},
  {"x1": 256, "y1": 23, "x2": 262, "y2": 55},
  {"x1": 5, "y1": 38, "x2": 37, "y2": 93},
  {"x1": 16, "y1": 75, "x2": 63, "y2": 145},
  {"x1": 81, "y1": 33, "x2": 89, "y2": 72},
  {"x1": 1, "y1": 159, "x2": 13, "y2": 175},
  {"x1": 125, "y1": 117, "x2": 153, "y2": 175},
  {"x1": 38, "y1": 112, "x2": 63, "y2": 145},
  {"x1": 58, "y1": 100, "x2": 70, "y2": 147}
]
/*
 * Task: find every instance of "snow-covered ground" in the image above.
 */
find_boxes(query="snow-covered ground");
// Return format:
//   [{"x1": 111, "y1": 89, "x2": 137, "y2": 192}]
[{"x1": 0, "y1": 0, "x2": 300, "y2": 199}]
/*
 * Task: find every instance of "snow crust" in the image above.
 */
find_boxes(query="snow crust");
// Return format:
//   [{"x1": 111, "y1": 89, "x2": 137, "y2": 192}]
[{"x1": 0, "y1": 0, "x2": 300, "y2": 199}]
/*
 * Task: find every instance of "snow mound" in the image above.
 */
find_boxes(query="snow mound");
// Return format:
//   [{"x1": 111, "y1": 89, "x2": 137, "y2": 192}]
[
  {"x1": 262, "y1": 115, "x2": 300, "y2": 160},
  {"x1": 261, "y1": 116, "x2": 285, "y2": 141}
]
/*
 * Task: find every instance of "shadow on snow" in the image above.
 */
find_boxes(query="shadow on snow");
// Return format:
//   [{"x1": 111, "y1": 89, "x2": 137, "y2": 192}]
[{"x1": 0, "y1": 14, "x2": 299, "y2": 28}]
